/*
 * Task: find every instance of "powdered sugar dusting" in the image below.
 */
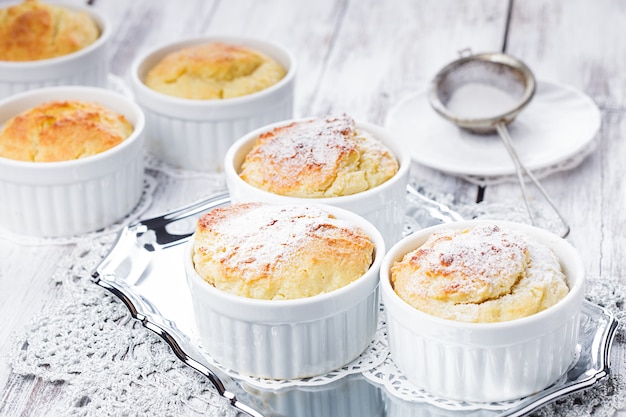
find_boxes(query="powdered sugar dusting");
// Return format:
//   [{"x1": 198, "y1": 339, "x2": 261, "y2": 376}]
[
  {"x1": 199, "y1": 204, "x2": 352, "y2": 281},
  {"x1": 240, "y1": 115, "x2": 357, "y2": 190},
  {"x1": 526, "y1": 238, "x2": 565, "y2": 285},
  {"x1": 239, "y1": 114, "x2": 400, "y2": 198},
  {"x1": 256, "y1": 114, "x2": 355, "y2": 166},
  {"x1": 406, "y1": 225, "x2": 528, "y2": 303}
]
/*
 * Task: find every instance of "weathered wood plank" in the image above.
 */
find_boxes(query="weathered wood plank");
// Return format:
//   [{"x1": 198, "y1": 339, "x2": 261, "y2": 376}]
[
  {"x1": 0, "y1": 374, "x2": 66, "y2": 417},
  {"x1": 492, "y1": 0, "x2": 626, "y2": 280},
  {"x1": 309, "y1": 0, "x2": 509, "y2": 205},
  {"x1": 0, "y1": 243, "x2": 72, "y2": 385}
]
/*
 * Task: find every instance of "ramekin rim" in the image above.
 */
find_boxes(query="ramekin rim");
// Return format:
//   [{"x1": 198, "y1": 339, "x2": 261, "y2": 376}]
[
  {"x1": 129, "y1": 34, "x2": 296, "y2": 109},
  {"x1": 0, "y1": 2, "x2": 111, "y2": 68},
  {"x1": 0, "y1": 85, "x2": 145, "y2": 169},
  {"x1": 380, "y1": 219, "x2": 586, "y2": 331},
  {"x1": 184, "y1": 202, "x2": 385, "y2": 311},
  {"x1": 224, "y1": 117, "x2": 411, "y2": 203}
]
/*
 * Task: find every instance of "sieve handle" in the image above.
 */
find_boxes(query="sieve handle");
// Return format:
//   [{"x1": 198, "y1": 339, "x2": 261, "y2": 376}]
[{"x1": 495, "y1": 122, "x2": 571, "y2": 238}]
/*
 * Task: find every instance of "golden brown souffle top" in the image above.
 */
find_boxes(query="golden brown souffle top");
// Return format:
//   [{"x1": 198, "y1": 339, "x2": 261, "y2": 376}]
[
  {"x1": 144, "y1": 42, "x2": 287, "y2": 100},
  {"x1": 0, "y1": 100, "x2": 133, "y2": 162},
  {"x1": 0, "y1": 0, "x2": 100, "y2": 61},
  {"x1": 391, "y1": 224, "x2": 569, "y2": 323},
  {"x1": 192, "y1": 203, "x2": 374, "y2": 300},
  {"x1": 239, "y1": 115, "x2": 399, "y2": 198}
]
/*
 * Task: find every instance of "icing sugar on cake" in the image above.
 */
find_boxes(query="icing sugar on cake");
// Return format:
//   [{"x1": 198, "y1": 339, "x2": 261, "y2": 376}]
[
  {"x1": 391, "y1": 224, "x2": 570, "y2": 323},
  {"x1": 239, "y1": 114, "x2": 399, "y2": 198},
  {"x1": 197, "y1": 203, "x2": 337, "y2": 281},
  {"x1": 405, "y1": 225, "x2": 529, "y2": 304},
  {"x1": 253, "y1": 114, "x2": 356, "y2": 173},
  {"x1": 192, "y1": 203, "x2": 375, "y2": 300},
  {"x1": 241, "y1": 115, "x2": 357, "y2": 193}
]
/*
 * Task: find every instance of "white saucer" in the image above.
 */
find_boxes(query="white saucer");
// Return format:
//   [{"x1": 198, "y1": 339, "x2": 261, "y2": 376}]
[{"x1": 385, "y1": 81, "x2": 601, "y2": 177}]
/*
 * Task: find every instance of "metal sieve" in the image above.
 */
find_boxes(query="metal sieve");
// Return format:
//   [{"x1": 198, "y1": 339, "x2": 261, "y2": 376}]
[{"x1": 429, "y1": 50, "x2": 570, "y2": 237}]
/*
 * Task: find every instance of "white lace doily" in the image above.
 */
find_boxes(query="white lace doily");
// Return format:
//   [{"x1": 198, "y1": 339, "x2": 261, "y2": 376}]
[
  {"x1": 7, "y1": 177, "x2": 626, "y2": 417},
  {"x1": 9, "y1": 234, "x2": 236, "y2": 417}
]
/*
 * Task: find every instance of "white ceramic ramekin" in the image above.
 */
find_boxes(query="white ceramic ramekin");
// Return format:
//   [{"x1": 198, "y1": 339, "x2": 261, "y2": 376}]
[
  {"x1": 224, "y1": 119, "x2": 411, "y2": 247},
  {"x1": 184, "y1": 204, "x2": 385, "y2": 380},
  {"x1": 0, "y1": 86, "x2": 145, "y2": 237},
  {"x1": 0, "y1": 2, "x2": 111, "y2": 99},
  {"x1": 380, "y1": 219, "x2": 585, "y2": 403},
  {"x1": 130, "y1": 36, "x2": 296, "y2": 172}
]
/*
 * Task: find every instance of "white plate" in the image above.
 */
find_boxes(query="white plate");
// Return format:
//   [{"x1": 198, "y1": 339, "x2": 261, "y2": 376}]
[{"x1": 385, "y1": 81, "x2": 601, "y2": 177}]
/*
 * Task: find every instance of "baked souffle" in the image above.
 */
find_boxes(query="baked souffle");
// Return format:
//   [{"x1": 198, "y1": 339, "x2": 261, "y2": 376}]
[
  {"x1": 192, "y1": 203, "x2": 375, "y2": 300},
  {"x1": 239, "y1": 115, "x2": 399, "y2": 198},
  {"x1": 0, "y1": 0, "x2": 100, "y2": 61},
  {"x1": 391, "y1": 224, "x2": 569, "y2": 323},
  {"x1": 145, "y1": 42, "x2": 286, "y2": 99},
  {"x1": 0, "y1": 100, "x2": 133, "y2": 162}
]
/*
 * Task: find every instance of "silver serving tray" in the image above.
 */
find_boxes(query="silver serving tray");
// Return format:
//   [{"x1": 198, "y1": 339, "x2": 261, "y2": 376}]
[{"x1": 91, "y1": 189, "x2": 618, "y2": 417}]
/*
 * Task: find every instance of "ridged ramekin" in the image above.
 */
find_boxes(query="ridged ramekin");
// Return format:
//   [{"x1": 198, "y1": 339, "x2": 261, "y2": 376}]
[
  {"x1": 244, "y1": 374, "x2": 384, "y2": 417},
  {"x1": 0, "y1": 86, "x2": 145, "y2": 237},
  {"x1": 184, "y1": 204, "x2": 385, "y2": 379},
  {"x1": 130, "y1": 35, "x2": 295, "y2": 172},
  {"x1": 380, "y1": 220, "x2": 585, "y2": 403},
  {"x1": 0, "y1": 2, "x2": 111, "y2": 99},
  {"x1": 224, "y1": 119, "x2": 411, "y2": 247}
]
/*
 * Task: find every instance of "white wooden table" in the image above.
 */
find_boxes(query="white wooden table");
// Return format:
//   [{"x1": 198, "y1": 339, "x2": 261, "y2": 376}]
[{"x1": 1, "y1": 0, "x2": 625, "y2": 415}]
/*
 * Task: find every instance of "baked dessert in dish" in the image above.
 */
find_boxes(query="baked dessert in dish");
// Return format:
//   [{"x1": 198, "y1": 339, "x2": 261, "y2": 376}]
[
  {"x1": 185, "y1": 202, "x2": 384, "y2": 379},
  {"x1": 130, "y1": 36, "x2": 295, "y2": 172},
  {"x1": 0, "y1": 100, "x2": 133, "y2": 162},
  {"x1": 0, "y1": 2, "x2": 110, "y2": 101},
  {"x1": 239, "y1": 114, "x2": 399, "y2": 198},
  {"x1": 391, "y1": 223, "x2": 569, "y2": 323},
  {"x1": 192, "y1": 202, "x2": 374, "y2": 300},
  {"x1": 0, "y1": 86, "x2": 145, "y2": 237},
  {"x1": 380, "y1": 220, "x2": 585, "y2": 402},
  {"x1": 224, "y1": 116, "x2": 410, "y2": 247},
  {"x1": 145, "y1": 42, "x2": 286, "y2": 100},
  {"x1": 0, "y1": 0, "x2": 99, "y2": 62}
]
